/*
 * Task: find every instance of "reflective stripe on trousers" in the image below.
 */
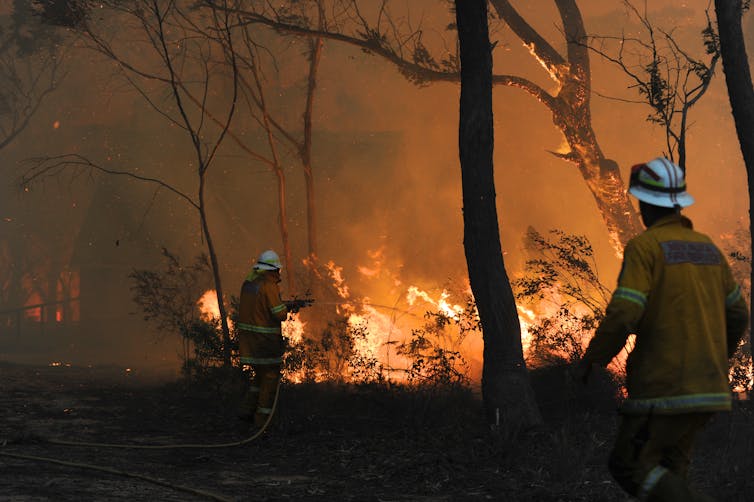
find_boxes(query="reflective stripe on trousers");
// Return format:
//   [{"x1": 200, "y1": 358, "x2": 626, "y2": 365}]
[
  {"x1": 240, "y1": 356, "x2": 283, "y2": 365},
  {"x1": 236, "y1": 322, "x2": 281, "y2": 334},
  {"x1": 638, "y1": 465, "x2": 668, "y2": 501},
  {"x1": 621, "y1": 393, "x2": 731, "y2": 414}
]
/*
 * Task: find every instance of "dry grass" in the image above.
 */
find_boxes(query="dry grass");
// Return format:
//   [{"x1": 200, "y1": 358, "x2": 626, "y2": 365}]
[{"x1": 1, "y1": 362, "x2": 751, "y2": 500}]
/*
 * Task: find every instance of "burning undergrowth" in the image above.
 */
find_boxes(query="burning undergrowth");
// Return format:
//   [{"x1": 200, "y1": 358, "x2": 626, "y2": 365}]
[
  {"x1": 513, "y1": 228, "x2": 626, "y2": 372},
  {"x1": 130, "y1": 245, "x2": 483, "y2": 386},
  {"x1": 274, "y1": 256, "x2": 482, "y2": 387},
  {"x1": 131, "y1": 228, "x2": 753, "y2": 396},
  {"x1": 720, "y1": 224, "x2": 753, "y2": 393}
]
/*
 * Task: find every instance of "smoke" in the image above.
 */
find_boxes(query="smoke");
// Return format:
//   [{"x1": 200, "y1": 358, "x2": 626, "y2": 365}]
[{"x1": 0, "y1": 1, "x2": 749, "y2": 373}]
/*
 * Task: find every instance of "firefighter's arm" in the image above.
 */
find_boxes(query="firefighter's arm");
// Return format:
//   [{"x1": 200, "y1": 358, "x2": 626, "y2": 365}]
[
  {"x1": 284, "y1": 298, "x2": 314, "y2": 313},
  {"x1": 726, "y1": 293, "x2": 748, "y2": 358},
  {"x1": 265, "y1": 282, "x2": 289, "y2": 322},
  {"x1": 582, "y1": 240, "x2": 650, "y2": 368},
  {"x1": 720, "y1": 256, "x2": 748, "y2": 357},
  {"x1": 722, "y1": 259, "x2": 749, "y2": 357},
  {"x1": 582, "y1": 299, "x2": 643, "y2": 367}
]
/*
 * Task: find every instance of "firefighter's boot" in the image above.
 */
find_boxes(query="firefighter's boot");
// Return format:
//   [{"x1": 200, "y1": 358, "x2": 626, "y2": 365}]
[
  {"x1": 254, "y1": 364, "x2": 281, "y2": 428},
  {"x1": 646, "y1": 470, "x2": 716, "y2": 502},
  {"x1": 238, "y1": 384, "x2": 260, "y2": 422}
]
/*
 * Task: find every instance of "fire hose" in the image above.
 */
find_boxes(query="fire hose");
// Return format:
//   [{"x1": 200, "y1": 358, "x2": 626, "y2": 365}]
[
  {"x1": 0, "y1": 300, "x2": 410, "y2": 497},
  {"x1": 0, "y1": 380, "x2": 281, "y2": 501},
  {"x1": 0, "y1": 449, "x2": 232, "y2": 502},
  {"x1": 46, "y1": 379, "x2": 280, "y2": 449},
  {"x1": 7, "y1": 298, "x2": 321, "y2": 451}
]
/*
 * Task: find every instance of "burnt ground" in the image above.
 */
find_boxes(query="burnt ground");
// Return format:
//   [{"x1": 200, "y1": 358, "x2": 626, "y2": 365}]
[{"x1": 1, "y1": 362, "x2": 752, "y2": 502}]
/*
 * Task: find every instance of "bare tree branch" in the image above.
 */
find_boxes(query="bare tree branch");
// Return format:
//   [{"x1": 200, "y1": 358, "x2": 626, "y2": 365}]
[
  {"x1": 21, "y1": 153, "x2": 199, "y2": 209},
  {"x1": 0, "y1": 19, "x2": 64, "y2": 154},
  {"x1": 209, "y1": 0, "x2": 642, "y2": 253},
  {"x1": 489, "y1": 0, "x2": 568, "y2": 81},
  {"x1": 582, "y1": 1, "x2": 720, "y2": 168}
]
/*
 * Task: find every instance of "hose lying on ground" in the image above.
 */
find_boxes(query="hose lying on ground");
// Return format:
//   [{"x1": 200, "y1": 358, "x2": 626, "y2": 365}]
[
  {"x1": 0, "y1": 381, "x2": 282, "y2": 500},
  {"x1": 0, "y1": 450, "x2": 232, "y2": 502},
  {"x1": 46, "y1": 379, "x2": 280, "y2": 449}
]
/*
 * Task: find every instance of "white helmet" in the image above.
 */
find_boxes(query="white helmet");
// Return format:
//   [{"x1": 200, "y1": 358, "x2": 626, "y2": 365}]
[
  {"x1": 628, "y1": 157, "x2": 694, "y2": 208},
  {"x1": 254, "y1": 250, "x2": 282, "y2": 271}
]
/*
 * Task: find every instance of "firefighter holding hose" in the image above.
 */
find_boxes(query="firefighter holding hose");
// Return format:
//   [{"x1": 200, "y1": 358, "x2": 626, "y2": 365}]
[
  {"x1": 580, "y1": 157, "x2": 748, "y2": 501},
  {"x1": 236, "y1": 250, "x2": 308, "y2": 428}
]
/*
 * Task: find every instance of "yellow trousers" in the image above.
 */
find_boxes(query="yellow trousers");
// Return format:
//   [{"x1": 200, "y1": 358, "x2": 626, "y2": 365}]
[{"x1": 608, "y1": 412, "x2": 715, "y2": 501}]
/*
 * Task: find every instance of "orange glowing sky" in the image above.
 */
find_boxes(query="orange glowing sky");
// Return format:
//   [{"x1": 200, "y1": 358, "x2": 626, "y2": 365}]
[{"x1": 1, "y1": 1, "x2": 751, "y2": 368}]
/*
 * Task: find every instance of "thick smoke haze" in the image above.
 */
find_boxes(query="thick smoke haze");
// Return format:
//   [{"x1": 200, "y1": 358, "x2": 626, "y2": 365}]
[{"x1": 0, "y1": 1, "x2": 750, "y2": 374}]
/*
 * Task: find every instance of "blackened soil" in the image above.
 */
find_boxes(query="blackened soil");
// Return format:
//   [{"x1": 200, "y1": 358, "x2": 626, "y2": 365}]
[{"x1": 1, "y1": 362, "x2": 751, "y2": 501}]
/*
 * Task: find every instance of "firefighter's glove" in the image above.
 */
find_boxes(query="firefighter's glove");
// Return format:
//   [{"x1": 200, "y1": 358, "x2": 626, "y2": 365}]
[
  {"x1": 284, "y1": 300, "x2": 301, "y2": 313},
  {"x1": 284, "y1": 299, "x2": 314, "y2": 313}
]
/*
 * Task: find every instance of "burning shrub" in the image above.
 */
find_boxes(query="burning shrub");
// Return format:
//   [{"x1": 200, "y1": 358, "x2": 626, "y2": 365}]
[
  {"x1": 346, "y1": 321, "x2": 386, "y2": 384},
  {"x1": 514, "y1": 228, "x2": 612, "y2": 367},
  {"x1": 397, "y1": 311, "x2": 471, "y2": 388},
  {"x1": 516, "y1": 225, "x2": 754, "y2": 395},
  {"x1": 180, "y1": 317, "x2": 225, "y2": 378},
  {"x1": 730, "y1": 344, "x2": 753, "y2": 394},
  {"x1": 524, "y1": 305, "x2": 602, "y2": 365},
  {"x1": 720, "y1": 225, "x2": 753, "y2": 393},
  {"x1": 282, "y1": 318, "x2": 351, "y2": 382},
  {"x1": 282, "y1": 318, "x2": 385, "y2": 384},
  {"x1": 281, "y1": 298, "x2": 474, "y2": 388}
]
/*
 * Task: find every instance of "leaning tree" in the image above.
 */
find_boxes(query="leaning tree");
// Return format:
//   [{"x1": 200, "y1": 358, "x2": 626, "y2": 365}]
[{"x1": 225, "y1": 0, "x2": 645, "y2": 255}]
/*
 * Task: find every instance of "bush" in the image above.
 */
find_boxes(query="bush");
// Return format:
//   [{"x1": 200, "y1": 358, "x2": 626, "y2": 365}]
[
  {"x1": 283, "y1": 318, "x2": 356, "y2": 383},
  {"x1": 130, "y1": 248, "x2": 228, "y2": 378},
  {"x1": 397, "y1": 312, "x2": 470, "y2": 388},
  {"x1": 720, "y1": 225, "x2": 753, "y2": 393},
  {"x1": 282, "y1": 305, "x2": 471, "y2": 389},
  {"x1": 514, "y1": 228, "x2": 611, "y2": 367}
]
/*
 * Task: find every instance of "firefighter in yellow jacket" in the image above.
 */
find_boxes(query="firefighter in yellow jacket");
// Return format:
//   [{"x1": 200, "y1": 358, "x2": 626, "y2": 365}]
[
  {"x1": 580, "y1": 157, "x2": 748, "y2": 502},
  {"x1": 237, "y1": 250, "x2": 289, "y2": 428}
]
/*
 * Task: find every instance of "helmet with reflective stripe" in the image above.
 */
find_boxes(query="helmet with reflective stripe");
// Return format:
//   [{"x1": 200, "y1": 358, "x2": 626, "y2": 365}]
[
  {"x1": 255, "y1": 250, "x2": 282, "y2": 271},
  {"x1": 628, "y1": 157, "x2": 694, "y2": 208}
]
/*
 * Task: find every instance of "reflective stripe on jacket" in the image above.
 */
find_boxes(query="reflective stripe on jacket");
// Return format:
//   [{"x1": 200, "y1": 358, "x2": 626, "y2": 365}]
[
  {"x1": 237, "y1": 271, "x2": 288, "y2": 335},
  {"x1": 583, "y1": 214, "x2": 749, "y2": 414}
]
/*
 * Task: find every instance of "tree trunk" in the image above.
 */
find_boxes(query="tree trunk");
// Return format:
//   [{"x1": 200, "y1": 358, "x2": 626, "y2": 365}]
[
  {"x1": 199, "y1": 173, "x2": 233, "y2": 366},
  {"x1": 714, "y1": 0, "x2": 754, "y2": 363},
  {"x1": 232, "y1": 0, "x2": 644, "y2": 253},
  {"x1": 246, "y1": 48, "x2": 295, "y2": 292},
  {"x1": 455, "y1": 0, "x2": 542, "y2": 428},
  {"x1": 271, "y1": 151, "x2": 294, "y2": 292},
  {"x1": 302, "y1": 35, "x2": 323, "y2": 263}
]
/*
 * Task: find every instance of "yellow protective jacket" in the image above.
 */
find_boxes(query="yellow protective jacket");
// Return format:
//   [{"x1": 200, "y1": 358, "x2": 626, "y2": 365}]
[
  {"x1": 237, "y1": 270, "x2": 288, "y2": 336},
  {"x1": 583, "y1": 214, "x2": 748, "y2": 414}
]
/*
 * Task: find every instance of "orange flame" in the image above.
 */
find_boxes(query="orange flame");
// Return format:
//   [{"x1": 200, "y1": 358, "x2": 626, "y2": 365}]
[
  {"x1": 406, "y1": 286, "x2": 464, "y2": 320},
  {"x1": 197, "y1": 289, "x2": 221, "y2": 321}
]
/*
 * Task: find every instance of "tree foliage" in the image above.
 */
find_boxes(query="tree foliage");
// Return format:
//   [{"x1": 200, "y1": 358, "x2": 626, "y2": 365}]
[
  {"x1": 586, "y1": 1, "x2": 720, "y2": 169},
  {"x1": 129, "y1": 249, "x2": 213, "y2": 335},
  {"x1": 0, "y1": 1, "x2": 62, "y2": 152}
]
